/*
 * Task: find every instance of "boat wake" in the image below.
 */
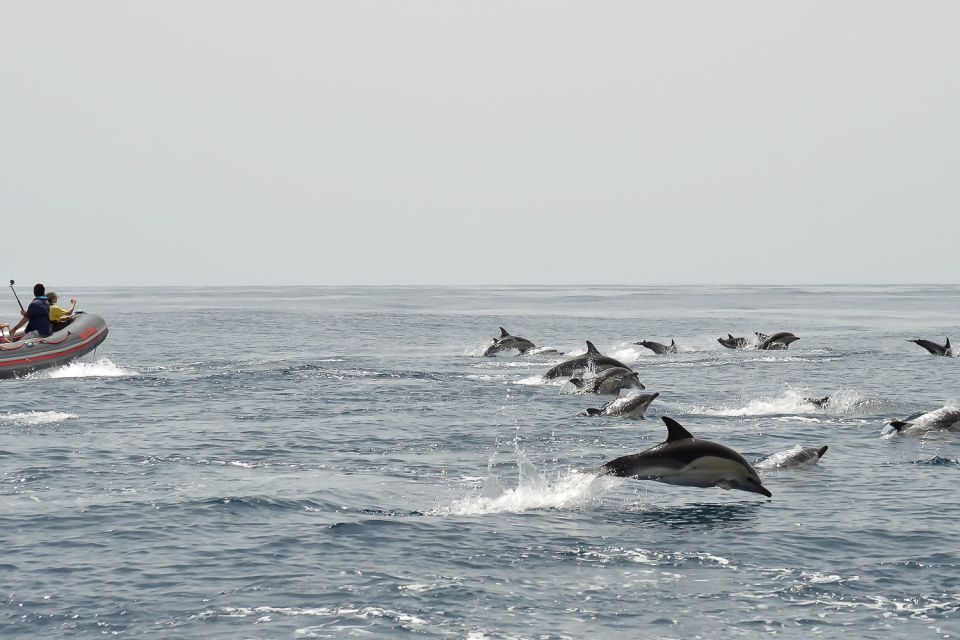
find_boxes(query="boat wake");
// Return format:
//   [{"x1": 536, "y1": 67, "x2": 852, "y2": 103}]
[{"x1": 42, "y1": 358, "x2": 135, "y2": 379}]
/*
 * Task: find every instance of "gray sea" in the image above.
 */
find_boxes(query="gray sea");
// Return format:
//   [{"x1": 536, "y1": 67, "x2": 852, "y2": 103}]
[{"x1": 2, "y1": 285, "x2": 959, "y2": 638}]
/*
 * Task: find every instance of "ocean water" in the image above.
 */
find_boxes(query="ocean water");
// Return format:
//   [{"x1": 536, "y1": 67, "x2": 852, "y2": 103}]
[{"x1": 2, "y1": 285, "x2": 960, "y2": 638}]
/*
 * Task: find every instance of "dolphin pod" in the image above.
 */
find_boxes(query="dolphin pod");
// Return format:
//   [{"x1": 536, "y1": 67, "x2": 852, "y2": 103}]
[
  {"x1": 908, "y1": 337, "x2": 952, "y2": 357},
  {"x1": 600, "y1": 417, "x2": 772, "y2": 498},
  {"x1": 467, "y1": 325, "x2": 960, "y2": 500}
]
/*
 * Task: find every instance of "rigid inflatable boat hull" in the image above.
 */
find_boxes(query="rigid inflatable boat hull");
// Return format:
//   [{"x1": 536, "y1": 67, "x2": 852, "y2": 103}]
[{"x1": 0, "y1": 313, "x2": 109, "y2": 379}]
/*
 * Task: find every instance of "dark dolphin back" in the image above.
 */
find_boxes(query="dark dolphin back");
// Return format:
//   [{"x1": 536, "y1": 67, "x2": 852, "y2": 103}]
[
  {"x1": 544, "y1": 341, "x2": 630, "y2": 379},
  {"x1": 910, "y1": 338, "x2": 947, "y2": 355}
]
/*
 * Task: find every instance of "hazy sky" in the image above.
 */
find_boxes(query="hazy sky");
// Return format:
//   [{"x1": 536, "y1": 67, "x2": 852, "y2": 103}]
[{"x1": 2, "y1": 2, "x2": 958, "y2": 286}]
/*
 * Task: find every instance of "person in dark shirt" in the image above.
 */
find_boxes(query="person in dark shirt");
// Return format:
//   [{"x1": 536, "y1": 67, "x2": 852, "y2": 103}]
[{"x1": 10, "y1": 283, "x2": 52, "y2": 340}]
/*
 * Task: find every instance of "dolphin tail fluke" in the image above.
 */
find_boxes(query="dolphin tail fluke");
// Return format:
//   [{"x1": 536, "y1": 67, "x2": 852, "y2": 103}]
[
  {"x1": 586, "y1": 407, "x2": 604, "y2": 416},
  {"x1": 816, "y1": 445, "x2": 828, "y2": 459}
]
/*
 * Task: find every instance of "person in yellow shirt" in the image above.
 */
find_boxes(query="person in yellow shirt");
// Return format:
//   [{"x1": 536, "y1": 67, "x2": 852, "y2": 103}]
[{"x1": 47, "y1": 291, "x2": 77, "y2": 331}]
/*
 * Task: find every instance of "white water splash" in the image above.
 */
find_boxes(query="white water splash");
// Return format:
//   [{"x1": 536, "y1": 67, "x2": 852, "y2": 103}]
[
  {"x1": 439, "y1": 470, "x2": 609, "y2": 515},
  {"x1": 44, "y1": 358, "x2": 135, "y2": 379},
  {"x1": 0, "y1": 411, "x2": 78, "y2": 426},
  {"x1": 512, "y1": 375, "x2": 567, "y2": 386},
  {"x1": 695, "y1": 388, "x2": 867, "y2": 417},
  {"x1": 435, "y1": 446, "x2": 614, "y2": 515},
  {"x1": 524, "y1": 346, "x2": 563, "y2": 356},
  {"x1": 464, "y1": 343, "x2": 492, "y2": 357},
  {"x1": 609, "y1": 345, "x2": 644, "y2": 363}
]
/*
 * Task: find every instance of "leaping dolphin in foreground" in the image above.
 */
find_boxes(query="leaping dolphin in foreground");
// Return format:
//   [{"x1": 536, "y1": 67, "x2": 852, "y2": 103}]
[
  {"x1": 634, "y1": 339, "x2": 677, "y2": 355},
  {"x1": 481, "y1": 327, "x2": 537, "y2": 356},
  {"x1": 599, "y1": 417, "x2": 772, "y2": 497},
  {"x1": 544, "y1": 341, "x2": 630, "y2": 379},
  {"x1": 908, "y1": 337, "x2": 952, "y2": 357}
]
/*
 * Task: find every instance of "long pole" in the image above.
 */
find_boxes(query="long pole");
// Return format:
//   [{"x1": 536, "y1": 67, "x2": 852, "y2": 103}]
[{"x1": 9, "y1": 279, "x2": 24, "y2": 312}]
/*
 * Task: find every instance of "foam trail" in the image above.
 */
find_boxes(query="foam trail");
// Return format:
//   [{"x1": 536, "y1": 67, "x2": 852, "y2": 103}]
[
  {"x1": 513, "y1": 376, "x2": 566, "y2": 386},
  {"x1": 524, "y1": 346, "x2": 562, "y2": 356},
  {"x1": 440, "y1": 469, "x2": 609, "y2": 515},
  {"x1": 0, "y1": 411, "x2": 78, "y2": 426},
  {"x1": 436, "y1": 446, "x2": 613, "y2": 515},
  {"x1": 696, "y1": 388, "x2": 867, "y2": 417},
  {"x1": 609, "y1": 345, "x2": 644, "y2": 363},
  {"x1": 43, "y1": 358, "x2": 135, "y2": 379}
]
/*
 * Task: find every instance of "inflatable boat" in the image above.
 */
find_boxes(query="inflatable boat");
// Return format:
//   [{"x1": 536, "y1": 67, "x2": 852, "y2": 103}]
[{"x1": 0, "y1": 313, "x2": 109, "y2": 378}]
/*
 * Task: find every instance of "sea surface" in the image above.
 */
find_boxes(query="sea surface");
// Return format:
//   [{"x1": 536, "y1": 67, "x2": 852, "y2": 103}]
[{"x1": 2, "y1": 285, "x2": 960, "y2": 639}]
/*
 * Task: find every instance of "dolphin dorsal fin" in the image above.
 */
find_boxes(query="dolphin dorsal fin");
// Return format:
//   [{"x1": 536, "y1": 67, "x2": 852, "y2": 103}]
[
  {"x1": 728, "y1": 334, "x2": 734, "y2": 339},
  {"x1": 946, "y1": 337, "x2": 952, "y2": 348},
  {"x1": 499, "y1": 327, "x2": 510, "y2": 337},
  {"x1": 662, "y1": 416, "x2": 694, "y2": 442},
  {"x1": 670, "y1": 339, "x2": 675, "y2": 346},
  {"x1": 817, "y1": 445, "x2": 828, "y2": 458},
  {"x1": 889, "y1": 420, "x2": 910, "y2": 432},
  {"x1": 585, "y1": 341, "x2": 600, "y2": 355}
]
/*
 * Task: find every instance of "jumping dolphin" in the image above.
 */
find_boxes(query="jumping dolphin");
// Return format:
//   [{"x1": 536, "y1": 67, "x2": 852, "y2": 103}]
[
  {"x1": 543, "y1": 341, "x2": 631, "y2": 379},
  {"x1": 717, "y1": 334, "x2": 748, "y2": 349},
  {"x1": 584, "y1": 392, "x2": 659, "y2": 418},
  {"x1": 908, "y1": 337, "x2": 952, "y2": 357},
  {"x1": 804, "y1": 396, "x2": 831, "y2": 409},
  {"x1": 569, "y1": 367, "x2": 644, "y2": 394},
  {"x1": 481, "y1": 327, "x2": 537, "y2": 356},
  {"x1": 634, "y1": 339, "x2": 677, "y2": 355},
  {"x1": 757, "y1": 332, "x2": 800, "y2": 350},
  {"x1": 754, "y1": 445, "x2": 828, "y2": 471},
  {"x1": 599, "y1": 417, "x2": 772, "y2": 497},
  {"x1": 883, "y1": 407, "x2": 960, "y2": 435}
]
